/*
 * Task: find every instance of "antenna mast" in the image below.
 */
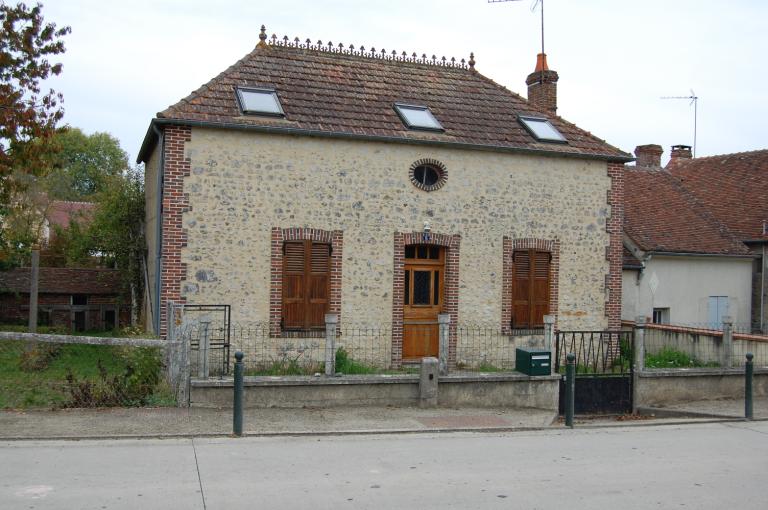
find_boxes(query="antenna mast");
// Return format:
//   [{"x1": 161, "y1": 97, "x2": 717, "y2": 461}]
[
  {"x1": 661, "y1": 90, "x2": 699, "y2": 157},
  {"x1": 488, "y1": 0, "x2": 545, "y2": 56}
]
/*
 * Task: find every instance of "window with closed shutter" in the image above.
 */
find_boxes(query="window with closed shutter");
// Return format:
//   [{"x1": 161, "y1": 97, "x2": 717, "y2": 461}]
[
  {"x1": 511, "y1": 249, "x2": 550, "y2": 329},
  {"x1": 282, "y1": 240, "x2": 330, "y2": 330}
]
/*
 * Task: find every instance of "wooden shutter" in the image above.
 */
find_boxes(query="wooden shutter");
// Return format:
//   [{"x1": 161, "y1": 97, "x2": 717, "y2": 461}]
[
  {"x1": 531, "y1": 251, "x2": 550, "y2": 327},
  {"x1": 307, "y1": 242, "x2": 330, "y2": 329},
  {"x1": 282, "y1": 240, "x2": 330, "y2": 330},
  {"x1": 511, "y1": 249, "x2": 550, "y2": 328},
  {"x1": 511, "y1": 250, "x2": 531, "y2": 328},
  {"x1": 282, "y1": 241, "x2": 306, "y2": 329}
]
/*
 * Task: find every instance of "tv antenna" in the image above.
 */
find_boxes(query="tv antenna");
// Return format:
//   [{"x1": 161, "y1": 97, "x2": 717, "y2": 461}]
[
  {"x1": 488, "y1": 0, "x2": 545, "y2": 57},
  {"x1": 661, "y1": 90, "x2": 698, "y2": 157}
]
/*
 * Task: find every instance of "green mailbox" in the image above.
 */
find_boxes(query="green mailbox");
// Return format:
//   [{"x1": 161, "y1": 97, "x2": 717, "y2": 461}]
[{"x1": 515, "y1": 347, "x2": 552, "y2": 376}]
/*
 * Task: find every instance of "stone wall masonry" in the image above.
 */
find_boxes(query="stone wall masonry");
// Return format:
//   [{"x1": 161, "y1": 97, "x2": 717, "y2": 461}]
[{"x1": 176, "y1": 128, "x2": 615, "y2": 333}]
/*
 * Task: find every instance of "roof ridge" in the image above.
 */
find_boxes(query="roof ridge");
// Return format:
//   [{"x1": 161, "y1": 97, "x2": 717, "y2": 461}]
[
  {"x1": 50, "y1": 200, "x2": 96, "y2": 206},
  {"x1": 668, "y1": 148, "x2": 768, "y2": 166},
  {"x1": 265, "y1": 29, "x2": 473, "y2": 71}
]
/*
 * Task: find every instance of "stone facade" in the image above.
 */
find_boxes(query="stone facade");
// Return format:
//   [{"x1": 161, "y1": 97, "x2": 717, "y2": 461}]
[{"x1": 146, "y1": 126, "x2": 620, "y2": 338}]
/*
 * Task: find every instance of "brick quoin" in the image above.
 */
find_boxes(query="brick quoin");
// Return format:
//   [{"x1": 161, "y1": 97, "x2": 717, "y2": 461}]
[
  {"x1": 269, "y1": 227, "x2": 343, "y2": 337},
  {"x1": 391, "y1": 232, "x2": 461, "y2": 368},
  {"x1": 605, "y1": 162, "x2": 625, "y2": 330},
  {"x1": 501, "y1": 237, "x2": 560, "y2": 333},
  {"x1": 159, "y1": 125, "x2": 192, "y2": 339}
]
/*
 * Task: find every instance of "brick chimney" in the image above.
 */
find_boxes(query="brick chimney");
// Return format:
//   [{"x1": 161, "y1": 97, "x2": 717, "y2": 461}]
[
  {"x1": 526, "y1": 53, "x2": 559, "y2": 115},
  {"x1": 669, "y1": 144, "x2": 693, "y2": 163},
  {"x1": 634, "y1": 144, "x2": 663, "y2": 168}
]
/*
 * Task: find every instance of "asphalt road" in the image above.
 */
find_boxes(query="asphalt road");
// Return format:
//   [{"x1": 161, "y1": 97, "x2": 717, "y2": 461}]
[{"x1": 3, "y1": 421, "x2": 767, "y2": 509}]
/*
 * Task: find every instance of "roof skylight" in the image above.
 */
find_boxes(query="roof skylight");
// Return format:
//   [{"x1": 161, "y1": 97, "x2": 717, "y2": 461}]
[
  {"x1": 518, "y1": 116, "x2": 567, "y2": 143},
  {"x1": 236, "y1": 87, "x2": 284, "y2": 116},
  {"x1": 394, "y1": 103, "x2": 444, "y2": 132}
]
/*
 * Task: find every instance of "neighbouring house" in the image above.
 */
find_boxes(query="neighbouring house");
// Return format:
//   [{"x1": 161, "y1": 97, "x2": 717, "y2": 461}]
[
  {"x1": 622, "y1": 145, "x2": 755, "y2": 328},
  {"x1": 138, "y1": 26, "x2": 631, "y2": 366},
  {"x1": 667, "y1": 147, "x2": 768, "y2": 332},
  {"x1": 0, "y1": 267, "x2": 129, "y2": 331}
]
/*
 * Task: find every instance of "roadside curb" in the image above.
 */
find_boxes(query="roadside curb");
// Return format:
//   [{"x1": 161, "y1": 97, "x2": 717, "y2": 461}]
[
  {"x1": 636, "y1": 406, "x2": 750, "y2": 420},
  {"x1": 2, "y1": 415, "x2": 764, "y2": 441}
]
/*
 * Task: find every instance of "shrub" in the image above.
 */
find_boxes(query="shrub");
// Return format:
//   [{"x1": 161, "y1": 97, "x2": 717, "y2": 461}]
[
  {"x1": 18, "y1": 343, "x2": 62, "y2": 371},
  {"x1": 645, "y1": 348, "x2": 720, "y2": 368},
  {"x1": 65, "y1": 346, "x2": 165, "y2": 407}
]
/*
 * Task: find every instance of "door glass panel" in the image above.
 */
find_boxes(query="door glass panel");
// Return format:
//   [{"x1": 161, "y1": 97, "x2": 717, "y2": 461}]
[
  {"x1": 433, "y1": 270, "x2": 440, "y2": 305},
  {"x1": 413, "y1": 270, "x2": 431, "y2": 305},
  {"x1": 404, "y1": 270, "x2": 410, "y2": 305},
  {"x1": 417, "y1": 246, "x2": 428, "y2": 259},
  {"x1": 405, "y1": 246, "x2": 416, "y2": 259},
  {"x1": 429, "y1": 247, "x2": 440, "y2": 259}
]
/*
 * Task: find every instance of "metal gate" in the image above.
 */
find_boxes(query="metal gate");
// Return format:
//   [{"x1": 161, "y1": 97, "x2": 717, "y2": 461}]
[
  {"x1": 176, "y1": 304, "x2": 231, "y2": 376},
  {"x1": 555, "y1": 330, "x2": 633, "y2": 414}
]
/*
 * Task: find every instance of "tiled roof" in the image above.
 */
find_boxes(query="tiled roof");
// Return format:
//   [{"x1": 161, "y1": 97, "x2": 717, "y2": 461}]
[
  {"x1": 0, "y1": 268, "x2": 124, "y2": 295},
  {"x1": 624, "y1": 167, "x2": 750, "y2": 256},
  {"x1": 668, "y1": 150, "x2": 768, "y2": 241},
  {"x1": 46, "y1": 201, "x2": 95, "y2": 230},
  {"x1": 146, "y1": 36, "x2": 629, "y2": 162}
]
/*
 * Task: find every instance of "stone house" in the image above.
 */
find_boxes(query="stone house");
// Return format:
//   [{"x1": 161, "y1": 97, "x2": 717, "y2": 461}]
[
  {"x1": 138, "y1": 27, "x2": 631, "y2": 366},
  {"x1": 622, "y1": 145, "x2": 754, "y2": 327}
]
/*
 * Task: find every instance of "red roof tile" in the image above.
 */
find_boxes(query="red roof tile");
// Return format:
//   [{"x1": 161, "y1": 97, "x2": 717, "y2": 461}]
[
  {"x1": 46, "y1": 201, "x2": 95, "y2": 230},
  {"x1": 667, "y1": 150, "x2": 768, "y2": 241},
  {"x1": 624, "y1": 167, "x2": 750, "y2": 256},
  {"x1": 148, "y1": 38, "x2": 629, "y2": 161}
]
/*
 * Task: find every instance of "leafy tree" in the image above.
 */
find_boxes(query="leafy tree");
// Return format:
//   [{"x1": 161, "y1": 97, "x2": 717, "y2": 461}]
[
  {"x1": 64, "y1": 168, "x2": 146, "y2": 325},
  {"x1": 46, "y1": 127, "x2": 129, "y2": 200},
  {"x1": 0, "y1": 2, "x2": 70, "y2": 265}
]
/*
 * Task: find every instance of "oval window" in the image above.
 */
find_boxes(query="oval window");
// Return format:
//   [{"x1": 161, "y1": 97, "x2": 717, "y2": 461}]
[{"x1": 409, "y1": 159, "x2": 447, "y2": 191}]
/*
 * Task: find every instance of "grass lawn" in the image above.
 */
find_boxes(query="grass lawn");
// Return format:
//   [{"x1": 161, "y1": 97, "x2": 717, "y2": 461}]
[
  {"x1": 0, "y1": 341, "x2": 130, "y2": 408},
  {"x1": 0, "y1": 338, "x2": 174, "y2": 409}
]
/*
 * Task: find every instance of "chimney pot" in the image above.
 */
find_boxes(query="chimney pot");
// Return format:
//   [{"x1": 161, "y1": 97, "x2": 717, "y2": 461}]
[
  {"x1": 634, "y1": 144, "x2": 664, "y2": 168},
  {"x1": 526, "y1": 53, "x2": 559, "y2": 115},
  {"x1": 670, "y1": 144, "x2": 693, "y2": 162}
]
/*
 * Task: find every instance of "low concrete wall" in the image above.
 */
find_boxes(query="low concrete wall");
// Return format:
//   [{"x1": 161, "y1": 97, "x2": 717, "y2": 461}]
[
  {"x1": 190, "y1": 373, "x2": 559, "y2": 410},
  {"x1": 439, "y1": 374, "x2": 559, "y2": 410},
  {"x1": 637, "y1": 369, "x2": 768, "y2": 407}
]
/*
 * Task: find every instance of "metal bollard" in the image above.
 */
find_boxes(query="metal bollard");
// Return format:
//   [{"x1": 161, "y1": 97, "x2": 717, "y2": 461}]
[
  {"x1": 233, "y1": 351, "x2": 244, "y2": 436},
  {"x1": 565, "y1": 353, "x2": 576, "y2": 428},
  {"x1": 745, "y1": 353, "x2": 754, "y2": 420}
]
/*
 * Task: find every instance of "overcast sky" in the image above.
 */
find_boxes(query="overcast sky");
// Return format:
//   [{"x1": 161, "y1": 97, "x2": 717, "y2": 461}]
[{"x1": 42, "y1": 0, "x2": 767, "y2": 166}]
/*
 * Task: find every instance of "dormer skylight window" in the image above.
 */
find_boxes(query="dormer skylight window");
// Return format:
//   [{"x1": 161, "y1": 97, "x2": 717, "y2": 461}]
[
  {"x1": 236, "y1": 87, "x2": 284, "y2": 117},
  {"x1": 518, "y1": 115, "x2": 567, "y2": 143},
  {"x1": 394, "y1": 103, "x2": 444, "y2": 132}
]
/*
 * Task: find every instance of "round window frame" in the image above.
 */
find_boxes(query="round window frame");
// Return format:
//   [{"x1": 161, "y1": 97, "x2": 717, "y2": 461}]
[{"x1": 409, "y1": 159, "x2": 448, "y2": 192}]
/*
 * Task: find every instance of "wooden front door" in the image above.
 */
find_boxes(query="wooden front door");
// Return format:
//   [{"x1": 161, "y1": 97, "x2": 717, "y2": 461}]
[{"x1": 403, "y1": 244, "x2": 445, "y2": 359}]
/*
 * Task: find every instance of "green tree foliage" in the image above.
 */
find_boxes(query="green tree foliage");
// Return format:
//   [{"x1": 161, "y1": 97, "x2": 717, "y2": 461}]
[
  {"x1": 0, "y1": 2, "x2": 70, "y2": 265},
  {"x1": 46, "y1": 127, "x2": 129, "y2": 200},
  {"x1": 62, "y1": 168, "x2": 146, "y2": 324}
]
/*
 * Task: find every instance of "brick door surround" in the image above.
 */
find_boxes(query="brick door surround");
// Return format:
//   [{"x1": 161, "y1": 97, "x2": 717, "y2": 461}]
[{"x1": 392, "y1": 231, "x2": 461, "y2": 367}]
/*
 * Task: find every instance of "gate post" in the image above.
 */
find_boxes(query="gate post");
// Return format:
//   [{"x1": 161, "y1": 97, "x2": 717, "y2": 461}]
[
  {"x1": 198, "y1": 320, "x2": 211, "y2": 379},
  {"x1": 633, "y1": 316, "x2": 646, "y2": 414},
  {"x1": 722, "y1": 316, "x2": 734, "y2": 368},
  {"x1": 324, "y1": 314, "x2": 338, "y2": 376},
  {"x1": 543, "y1": 315, "x2": 555, "y2": 350},
  {"x1": 438, "y1": 314, "x2": 450, "y2": 376}
]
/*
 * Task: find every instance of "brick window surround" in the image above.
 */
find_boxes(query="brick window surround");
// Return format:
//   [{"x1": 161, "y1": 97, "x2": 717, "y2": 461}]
[
  {"x1": 501, "y1": 237, "x2": 560, "y2": 333},
  {"x1": 270, "y1": 227, "x2": 343, "y2": 337},
  {"x1": 391, "y1": 231, "x2": 461, "y2": 368}
]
